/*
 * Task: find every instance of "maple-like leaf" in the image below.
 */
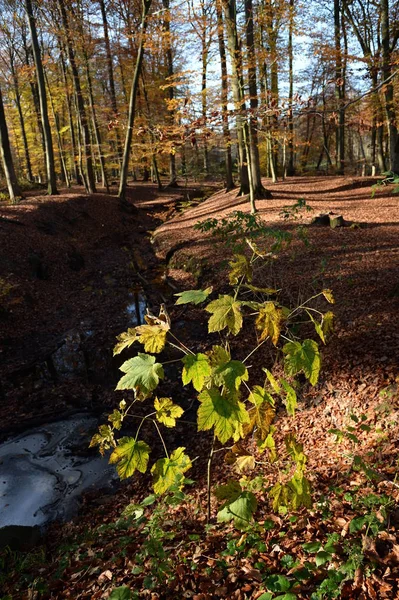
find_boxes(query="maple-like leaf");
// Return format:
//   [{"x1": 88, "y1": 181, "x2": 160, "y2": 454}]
[
  {"x1": 151, "y1": 447, "x2": 192, "y2": 494},
  {"x1": 136, "y1": 324, "x2": 167, "y2": 353},
  {"x1": 256, "y1": 302, "x2": 283, "y2": 345},
  {"x1": 206, "y1": 295, "x2": 243, "y2": 335},
  {"x1": 322, "y1": 289, "x2": 335, "y2": 304},
  {"x1": 109, "y1": 437, "x2": 150, "y2": 479},
  {"x1": 244, "y1": 284, "x2": 279, "y2": 295},
  {"x1": 113, "y1": 328, "x2": 138, "y2": 356},
  {"x1": 174, "y1": 286, "x2": 213, "y2": 305},
  {"x1": 198, "y1": 388, "x2": 249, "y2": 443},
  {"x1": 244, "y1": 386, "x2": 275, "y2": 440},
  {"x1": 108, "y1": 409, "x2": 123, "y2": 430},
  {"x1": 182, "y1": 353, "x2": 211, "y2": 392},
  {"x1": 217, "y1": 490, "x2": 257, "y2": 529},
  {"x1": 257, "y1": 425, "x2": 277, "y2": 461},
  {"x1": 230, "y1": 444, "x2": 256, "y2": 473},
  {"x1": 117, "y1": 353, "x2": 164, "y2": 393},
  {"x1": 213, "y1": 359, "x2": 249, "y2": 391},
  {"x1": 322, "y1": 311, "x2": 334, "y2": 338},
  {"x1": 207, "y1": 345, "x2": 231, "y2": 367},
  {"x1": 283, "y1": 339, "x2": 320, "y2": 385},
  {"x1": 214, "y1": 480, "x2": 242, "y2": 502},
  {"x1": 154, "y1": 397, "x2": 184, "y2": 427},
  {"x1": 263, "y1": 368, "x2": 281, "y2": 394},
  {"x1": 89, "y1": 424, "x2": 115, "y2": 455},
  {"x1": 109, "y1": 587, "x2": 133, "y2": 600},
  {"x1": 228, "y1": 254, "x2": 252, "y2": 285},
  {"x1": 281, "y1": 378, "x2": 297, "y2": 416}
]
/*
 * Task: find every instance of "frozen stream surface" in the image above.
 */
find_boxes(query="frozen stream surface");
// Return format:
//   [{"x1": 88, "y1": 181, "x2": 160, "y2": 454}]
[{"x1": 0, "y1": 414, "x2": 116, "y2": 531}]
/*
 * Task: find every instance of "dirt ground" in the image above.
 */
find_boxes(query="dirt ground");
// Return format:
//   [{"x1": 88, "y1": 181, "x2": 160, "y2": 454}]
[{"x1": 1, "y1": 175, "x2": 399, "y2": 599}]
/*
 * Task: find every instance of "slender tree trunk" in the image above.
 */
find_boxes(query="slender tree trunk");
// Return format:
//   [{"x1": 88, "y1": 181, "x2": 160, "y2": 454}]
[
  {"x1": 58, "y1": 0, "x2": 96, "y2": 193},
  {"x1": 98, "y1": 0, "x2": 123, "y2": 166},
  {"x1": 216, "y1": 0, "x2": 234, "y2": 190},
  {"x1": 118, "y1": 0, "x2": 152, "y2": 203},
  {"x1": 0, "y1": 86, "x2": 22, "y2": 201},
  {"x1": 287, "y1": 0, "x2": 295, "y2": 176},
  {"x1": 334, "y1": 0, "x2": 345, "y2": 174},
  {"x1": 222, "y1": 0, "x2": 251, "y2": 198},
  {"x1": 244, "y1": 0, "x2": 270, "y2": 198},
  {"x1": 381, "y1": 0, "x2": 399, "y2": 173},
  {"x1": 44, "y1": 70, "x2": 70, "y2": 187},
  {"x1": 162, "y1": 0, "x2": 178, "y2": 186},
  {"x1": 58, "y1": 42, "x2": 81, "y2": 184},
  {"x1": 9, "y1": 56, "x2": 33, "y2": 183},
  {"x1": 25, "y1": 0, "x2": 58, "y2": 194},
  {"x1": 84, "y1": 52, "x2": 109, "y2": 191},
  {"x1": 201, "y1": 34, "x2": 209, "y2": 175}
]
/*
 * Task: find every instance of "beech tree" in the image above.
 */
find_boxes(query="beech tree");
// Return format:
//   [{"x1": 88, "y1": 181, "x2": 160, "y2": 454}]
[{"x1": 0, "y1": 85, "x2": 21, "y2": 201}]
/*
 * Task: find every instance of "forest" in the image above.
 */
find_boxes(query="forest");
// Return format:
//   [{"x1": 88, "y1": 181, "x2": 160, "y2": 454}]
[{"x1": 0, "y1": 0, "x2": 399, "y2": 599}]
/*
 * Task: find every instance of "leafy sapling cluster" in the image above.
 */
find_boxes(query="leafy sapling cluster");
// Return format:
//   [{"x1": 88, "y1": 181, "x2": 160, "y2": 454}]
[{"x1": 91, "y1": 240, "x2": 335, "y2": 525}]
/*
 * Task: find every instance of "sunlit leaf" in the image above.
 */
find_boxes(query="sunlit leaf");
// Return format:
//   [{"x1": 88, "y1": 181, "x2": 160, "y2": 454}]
[
  {"x1": 182, "y1": 353, "x2": 211, "y2": 392},
  {"x1": 136, "y1": 324, "x2": 167, "y2": 353},
  {"x1": 264, "y1": 574, "x2": 292, "y2": 593},
  {"x1": 283, "y1": 339, "x2": 320, "y2": 385},
  {"x1": 207, "y1": 345, "x2": 231, "y2": 367},
  {"x1": 89, "y1": 424, "x2": 115, "y2": 455},
  {"x1": 174, "y1": 286, "x2": 213, "y2": 305},
  {"x1": 264, "y1": 368, "x2": 281, "y2": 394},
  {"x1": 116, "y1": 353, "x2": 164, "y2": 393},
  {"x1": 244, "y1": 284, "x2": 279, "y2": 295},
  {"x1": 151, "y1": 447, "x2": 192, "y2": 494},
  {"x1": 288, "y1": 469, "x2": 312, "y2": 509},
  {"x1": 213, "y1": 359, "x2": 249, "y2": 391},
  {"x1": 113, "y1": 328, "x2": 138, "y2": 356},
  {"x1": 322, "y1": 289, "x2": 335, "y2": 304},
  {"x1": 228, "y1": 254, "x2": 253, "y2": 285},
  {"x1": 109, "y1": 587, "x2": 132, "y2": 600},
  {"x1": 214, "y1": 480, "x2": 242, "y2": 502},
  {"x1": 217, "y1": 490, "x2": 257, "y2": 529},
  {"x1": 281, "y1": 379, "x2": 297, "y2": 416},
  {"x1": 109, "y1": 438, "x2": 150, "y2": 479},
  {"x1": 256, "y1": 302, "x2": 283, "y2": 345},
  {"x1": 244, "y1": 386, "x2": 275, "y2": 441},
  {"x1": 322, "y1": 311, "x2": 335, "y2": 338},
  {"x1": 197, "y1": 388, "x2": 249, "y2": 443},
  {"x1": 108, "y1": 409, "x2": 123, "y2": 430},
  {"x1": 154, "y1": 397, "x2": 184, "y2": 427},
  {"x1": 206, "y1": 295, "x2": 243, "y2": 335}
]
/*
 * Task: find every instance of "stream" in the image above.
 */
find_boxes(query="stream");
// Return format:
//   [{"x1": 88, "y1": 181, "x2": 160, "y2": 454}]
[{"x1": 0, "y1": 289, "x2": 148, "y2": 549}]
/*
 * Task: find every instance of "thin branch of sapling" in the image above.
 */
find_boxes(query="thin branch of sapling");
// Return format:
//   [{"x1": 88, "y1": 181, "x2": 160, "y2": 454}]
[
  {"x1": 152, "y1": 419, "x2": 169, "y2": 459},
  {"x1": 243, "y1": 336, "x2": 269, "y2": 363}
]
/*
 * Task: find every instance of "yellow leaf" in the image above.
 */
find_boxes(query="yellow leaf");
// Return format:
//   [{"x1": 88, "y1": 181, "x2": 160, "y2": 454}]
[
  {"x1": 255, "y1": 302, "x2": 283, "y2": 345},
  {"x1": 136, "y1": 324, "x2": 167, "y2": 353},
  {"x1": 322, "y1": 289, "x2": 335, "y2": 304},
  {"x1": 154, "y1": 397, "x2": 184, "y2": 427}
]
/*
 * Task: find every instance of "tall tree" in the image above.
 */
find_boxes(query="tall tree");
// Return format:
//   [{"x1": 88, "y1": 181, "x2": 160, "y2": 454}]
[
  {"x1": 0, "y1": 85, "x2": 21, "y2": 200},
  {"x1": 25, "y1": 0, "x2": 57, "y2": 194}
]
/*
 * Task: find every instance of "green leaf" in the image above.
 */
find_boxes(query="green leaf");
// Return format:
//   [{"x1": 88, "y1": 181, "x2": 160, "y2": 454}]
[
  {"x1": 283, "y1": 339, "x2": 320, "y2": 385},
  {"x1": 109, "y1": 438, "x2": 150, "y2": 479},
  {"x1": 269, "y1": 481, "x2": 290, "y2": 512},
  {"x1": 117, "y1": 353, "x2": 164, "y2": 393},
  {"x1": 151, "y1": 447, "x2": 192, "y2": 494},
  {"x1": 281, "y1": 379, "x2": 297, "y2": 416},
  {"x1": 322, "y1": 311, "x2": 334, "y2": 338},
  {"x1": 214, "y1": 480, "x2": 242, "y2": 502},
  {"x1": 109, "y1": 587, "x2": 132, "y2": 600},
  {"x1": 208, "y1": 344, "x2": 231, "y2": 367},
  {"x1": 182, "y1": 353, "x2": 211, "y2": 392},
  {"x1": 121, "y1": 503, "x2": 145, "y2": 520},
  {"x1": 349, "y1": 516, "x2": 367, "y2": 533},
  {"x1": 322, "y1": 289, "x2": 335, "y2": 304},
  {"x1": 256, "y1": 302, "x2": 283, "y2": 345},
  {"x1": 256, "y1": 594, "x2": 273, "y2": 600},
  {"x1": 213, "y1": 359, "x2": 249, "y2": 391},
  {"x1": 197, "y1": 388, "x2": 249, "y2": 444},
  {"x1": 206, "y1": 295, "x2": 243, "y2": 335},
  {"x1": 288, "y1": 469, "x2": 312, "y2": 509},
  {"x1": 264, "y1": 573, "x2": 292, "y2": 593},
  {"x1": 302, "y1": 541, "x2": 322, "y2": 553},
  {"x1": 136, "y1": 324, "x2": 167, "y2": 353},
  {"x1": 174, "y1": 286, "x2": 213, "y2": 305},
  {"x1": 274, "y1": 594, "x2": 297, "y2": 600},
  {"x1": 244, "y1": 284, "x2": 279, "y2": 295},
  {"x1": 264, "y1": 368, "x2": 281, "y2": 394},
  {"x1": 114, "y1": 328, "x2": 138, "y2": 355},
  {"x1": 315, "y1": 551, "x2": 333, "y2": 567},
  {"x1": 154, "y1": 397, "x2": 184, "y2": 427},
  {"x1": 228, "y1": 254, "x2": 253, "y2": 285},
  {"x1": 217, "y1": 491, "x2": 257, "y2": 529}
]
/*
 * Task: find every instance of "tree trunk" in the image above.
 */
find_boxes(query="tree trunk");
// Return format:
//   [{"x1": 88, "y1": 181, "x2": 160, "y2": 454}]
[
  {"x1": 57, "y1": 0, "x2": 96, "y2": 193},
  {"x1": 221, "y1": 0, "x2": 250, "y2": 198},
  {"x1": 287, "y1": 0, "x2": 295, "y2": 176},
  {"x1": 0, "y1": 86, "x2": 22, "y2": 201},
  {"x1": 162, "y1": 0, "x2": 178, "y2": 186},
  {"x1": 118, "y1": 0, "x2": 152, "y2": 203},
  {"x1": 216, "y1": 0, "x2": 234, "y2": 190},
  {"x1": 381, "y1": 0, "x2": 399, "y2": 173},
  {"x1": 25, "y1": 0, "x2": 58, "y2": 194},
  {"x1": 244, "y1": 0, "x2": 270, "y2": 198},
  {"x1": 334, "y1": 0, "x2": 345, "y2": 174},
  {"x1": 9, "y1": 54, "x2": 33, "y2": 183}
]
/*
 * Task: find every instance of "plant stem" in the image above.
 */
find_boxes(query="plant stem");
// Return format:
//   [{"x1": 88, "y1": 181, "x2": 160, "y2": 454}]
[
  {"x1": 243, "y1": 336, "x2": 269, "y2": 363},
  {"x1": 207, "y1": 435, "x2": 216, "y2": 524},
  {"x1": 153, "y1": 419, "x2": 169, "y2": 458}
]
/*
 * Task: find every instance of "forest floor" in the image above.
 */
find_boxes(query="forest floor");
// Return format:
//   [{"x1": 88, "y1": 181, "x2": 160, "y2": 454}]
[{"x1": 0, "y1": 175, "x2": 399, "y2": 599}]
